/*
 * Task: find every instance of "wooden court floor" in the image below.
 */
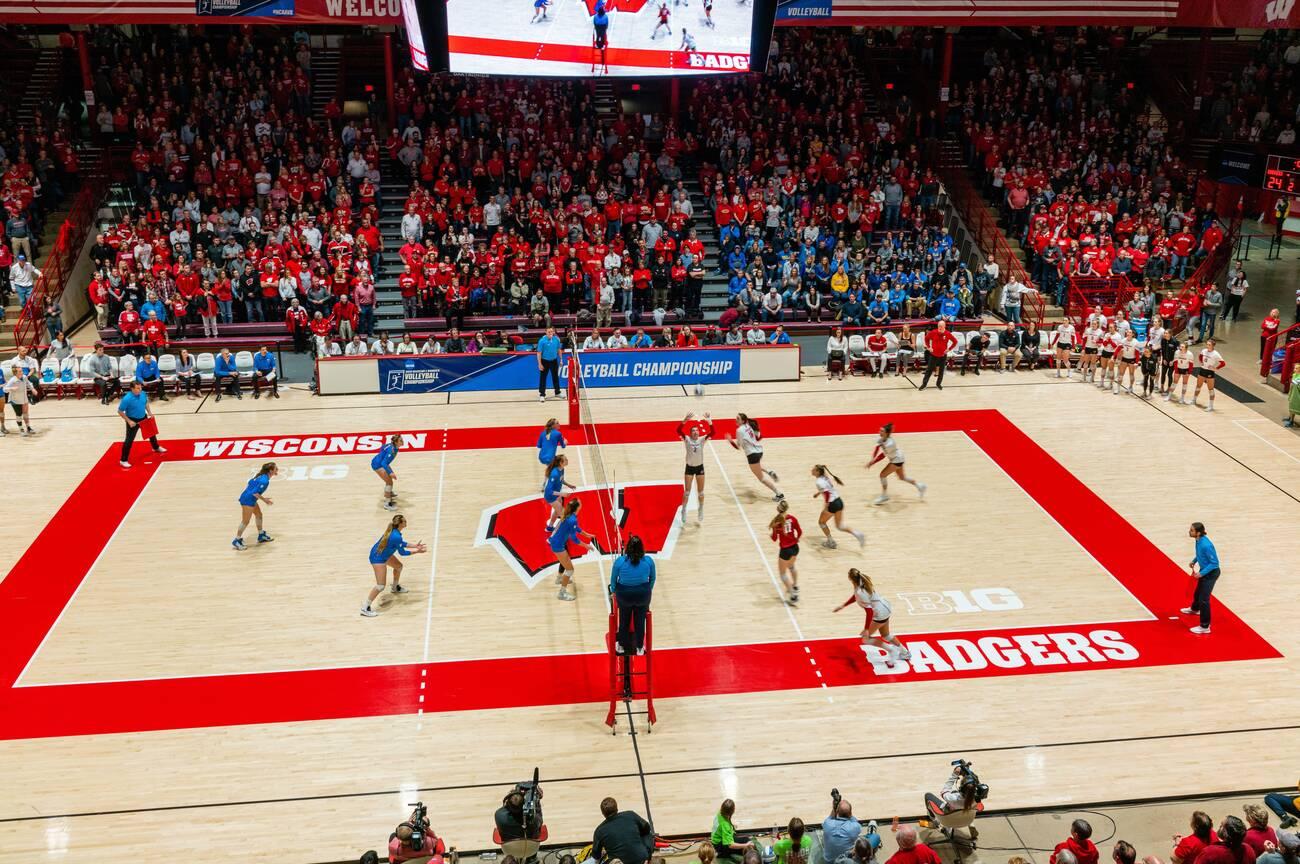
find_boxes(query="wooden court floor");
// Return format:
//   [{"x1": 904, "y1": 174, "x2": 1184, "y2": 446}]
[{"x1": 1, "y1": 367, "x2": 1298, "y2": 864}]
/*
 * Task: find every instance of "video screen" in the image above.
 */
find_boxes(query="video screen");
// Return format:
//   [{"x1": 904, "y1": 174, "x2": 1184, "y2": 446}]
[{"x1": 445, "y1": 0, "x2": 760, "y2": 77}]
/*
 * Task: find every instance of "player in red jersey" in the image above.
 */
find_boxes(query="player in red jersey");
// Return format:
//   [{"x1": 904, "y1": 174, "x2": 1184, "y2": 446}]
[
  {"x1": 768, "y1": 500, "x2": 803, "y2": 605},
  {"x1": 652, "y1": 2, "x2": 672, "y2": 39},
  {"x1": 678, "y1": 412, "x2": 714, "y2": 525}
]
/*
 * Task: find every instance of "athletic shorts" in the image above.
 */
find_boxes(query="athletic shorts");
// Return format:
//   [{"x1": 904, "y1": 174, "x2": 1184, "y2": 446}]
[
  {"x1": 827, "y1": 498, "x2": 844, "y2": 514},
  {"x1": 1100, "y1": 350, "x2": 1114, "y2": 359},
  {"x1": 779, "y1": 544, "x2": 799, "y2": 560},
  {"x1": 685, "y1": 463, "x2": 704, "y2": 476},
  {"x1": 746, "y1": 452, "x2": 763, "y2": 465},
  {"x1": 1197, "y1": 368, "x2": 1216, "y2": 379},
  {"x1": 1083, "y1": 346, "x2": 1098, "y2": 355},
  {"x1": 867, "y1": 611, "x2": 889, "y2": 628},
  {"x1": 1056, "y1": 342, "x2": 1073, "y2": 352},
  {"x1": 1120, "y1": 356, "x2": 1137, "y2": 365},
  {"x1": 239, "y1": 493, "x2": 259, "y2": 507},
  {"x1": 1175, "y1": 365, "x2": 1193, "y2": 375}
]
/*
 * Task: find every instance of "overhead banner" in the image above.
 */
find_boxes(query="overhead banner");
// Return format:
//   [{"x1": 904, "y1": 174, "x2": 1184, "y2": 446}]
[
  {"x1": 0, "y1": 0, "x2": 400, "y2": 24},
  {"x1": 1175, "y1": 0, "x2": 1299, "y2": 27},
  {"x1": 378, "y1": 348, "x2": 742, "y2": 394},
  {"x1": 777, "y1": 0, "x2": 833, "y2": 20},
  {"x1": 197, "y1": 0, "x2": 294, "y2": 16}
]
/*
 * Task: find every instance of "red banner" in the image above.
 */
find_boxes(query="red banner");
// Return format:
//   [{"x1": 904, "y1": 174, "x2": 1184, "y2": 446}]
[{"x1": 1175, "y1": 0, "x2": 1299, "y2": 27}]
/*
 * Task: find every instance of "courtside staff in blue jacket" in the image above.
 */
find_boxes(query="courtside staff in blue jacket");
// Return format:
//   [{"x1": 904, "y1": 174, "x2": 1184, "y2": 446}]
[{"x1": 537, "y1": 325, "x2": 563, "y2": 402}]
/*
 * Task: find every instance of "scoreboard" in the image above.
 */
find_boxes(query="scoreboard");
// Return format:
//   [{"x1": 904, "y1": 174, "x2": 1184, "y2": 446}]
[{"x1": 1263, "y1": 154, "x2": 1300, "y2": 194}]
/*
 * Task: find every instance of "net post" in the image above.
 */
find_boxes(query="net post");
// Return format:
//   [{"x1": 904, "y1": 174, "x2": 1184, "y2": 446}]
[{"x1": 567, "y1": 352, "x2": 581, "y2": 429}]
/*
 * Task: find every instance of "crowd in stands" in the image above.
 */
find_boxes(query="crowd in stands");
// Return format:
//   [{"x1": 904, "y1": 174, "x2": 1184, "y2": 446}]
[
  {"x1": 1201, "y1": 30, "x2": 1300, "y2": 146},
  {"x1": 950, "y1": 28, "x2": 1228, "y2": 311},
  {"x1": 83, "y1": 28, "x2": 387, "y2": 349}
]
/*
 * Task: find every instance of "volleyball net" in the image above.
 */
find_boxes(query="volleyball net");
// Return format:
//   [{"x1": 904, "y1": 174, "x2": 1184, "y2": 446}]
[{"x1": 571, "y1": 350, "x2": 623, "y2": 559}]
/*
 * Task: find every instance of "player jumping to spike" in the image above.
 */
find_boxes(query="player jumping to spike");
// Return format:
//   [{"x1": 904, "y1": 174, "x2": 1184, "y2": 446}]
[
  {"x1": 652, "y1": 2, "x2": 672, "y2": 40},
  {"x1": 532, "y1": 0, "x2": 550, "y2": 23},
  {"x1": 679, "y1": 27, "x2": 697, "y2": 52}
]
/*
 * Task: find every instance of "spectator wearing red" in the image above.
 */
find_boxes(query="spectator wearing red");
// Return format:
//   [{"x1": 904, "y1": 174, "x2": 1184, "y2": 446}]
[
  {"x1": 1198, "y1": 817, "x2": 1257, "y2": 864},
  {"x1": 1051, "y1": 820, "x2": 1100, "y2": 864},
  {"x1": 919, "y1": 321, "x2": 958, "y2": 391},
  {"x1": 885, "y1": 825, "x2": 941, "y2": 864},
  {"x1": 141, "y1": 311, "x2": 168, "y2": 353},
  {"x1": 677, "y1": 326, "x2": 699, "y2": 348},
  {"x1": 1170, "y1": 229, "x2": 1197, "y2": 280},
  {"x1": 285, "y1": 298, "x2": 310, "y2": 354},
  {"x1": 333, "y1": 294, "x2": 360, "y2": 342},
  {"x1": 117, "y1": 302, "x2": 142, "y2": 347},
  {"x1": 1261, "y1": 308, "x2": 1282, "y2": 361},
  {"x1": 1243, "y1": 804, "x2": 1279, "y2": 857}
]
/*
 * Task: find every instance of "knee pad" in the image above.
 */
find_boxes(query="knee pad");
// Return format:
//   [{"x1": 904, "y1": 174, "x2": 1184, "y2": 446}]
[{"x1": 385, "y1": 484, "x2": 394, "y2": 494}]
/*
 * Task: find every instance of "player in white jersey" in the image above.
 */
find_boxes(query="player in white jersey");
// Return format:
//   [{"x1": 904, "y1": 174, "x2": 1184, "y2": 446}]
[
  {"x1": 677, "y1": 412, "x2": 713, "y2": 525},
  {"x1": 727, "y1": 412, "x2": 783, "y2": 500},
  {"x1": 703, "y1": 0, "x2": 715, "y2": 27},
  {"x1": 1115, "y1": 332, "x2": 1140, "y2": 395},
  {"x1": 1170, "y1": 340, "x2": 1196, "y2": 403},
  {"x1": 1080, "y1": 323, "x2": 1103, "y2": 382},
  {"x1": 810, "y1": 464, "x2": 865, "y2": 550},
  {"x1": 1193, "y1": 338, "x2": 1226, "y2": 412},
  {"x1": 833, "y1": 568, "x2": 911, "y2": 662},
  {"x1": 651, "y1": 2, "x2": 672, "y2": 39},
  {"x1": 679, "y1": 28, "x2": 697, "y2": 52},
  {"x1": 867, "y1": 422, "x2": 926, "y2": 504},
  {"x1": 1097, "y1": 322, "x2": 1120, "y2": 390},
  {"x1": 1053, "y1": 321, "x2": 1076, "y2": 378}
]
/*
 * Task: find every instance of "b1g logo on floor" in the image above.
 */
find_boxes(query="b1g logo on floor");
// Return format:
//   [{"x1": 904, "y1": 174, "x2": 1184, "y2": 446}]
[{"x1": 475, "y1": 482, "x2": 685, "y2": 588}]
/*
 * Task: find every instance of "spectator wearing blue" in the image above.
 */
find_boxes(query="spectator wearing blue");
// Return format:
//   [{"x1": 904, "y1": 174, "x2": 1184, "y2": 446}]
[
  {"x1": 867, "y1": 297, "x2": 890, "y2": 327},
  {"x1": 822, "y1": 797, "x2": 881, "y2": 864},
  {"x1": 938, "y1": 289, "x2": 962, "y2": 321},
  {"x1": 610, "y1": 535, "x2": 656, "y2": 654},
  {"x1": 726, "y1": 248, "x2": 747, "y2": 277},
  {"x1": 253, "y1": 346, "x2": 279, "y2": 399},
  {"x1": 1183, "y1": 522, "x2": 1221, "y2": 635},
  {"x1": 888, "y1": 284, "x2": 907, "y2": 318},
  {"x1": 116, "y1": 380, "x2": 165, "y2": 469},
  {"x1": 629, "y1": 328, "x2": 653, "y2": 348},
  {"x1": 135, "y1": 352, "x2": 168, "y2": 401},
  {"x1": 728, "y1": 271, "x2": 748, "y2": 299},
  {"x1": 768, "y1": 325, "x2": 791, "y2": 345},
  {"x1": 213, "y1": 347, "x2": 242, "y2": 401},
  {"x1": 140, "y1": 294, "x2": 167, "y2": 323},
  {"x1": 536, "y1": 325, "x2": 563, "y2": 403}
]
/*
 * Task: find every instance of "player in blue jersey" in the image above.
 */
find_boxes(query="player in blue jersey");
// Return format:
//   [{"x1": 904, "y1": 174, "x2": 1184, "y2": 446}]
[
  {"x1": 371, "y1": 433, "x2": 404, "y2": 511},
  {"x1": 537, "y1": 418, "x2": 567, "y2": 466},
  {"x1": 543, "y1": 454, "x2": 576, "y2": 530},
  {"x1": 532, "y1": 0, "x2": 550, "y2": 22},
  {"x1": 361, "y1": 514, "x2": 427, "y2": 617},
  {"x1": 233, "y1": 462, "x2": 278, "y2": 550},
  {"x1": 551, "y1": 498, "x2": 595, "y2": 601}
]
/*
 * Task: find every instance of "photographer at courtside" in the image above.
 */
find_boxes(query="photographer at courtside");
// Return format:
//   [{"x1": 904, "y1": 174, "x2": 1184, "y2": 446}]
[
  {"x1": 388, "y1": 803, "x2": 448, "y2": 864},
  {"x1": 921, "y1": 761, "x2": 989, "y2": 833}
]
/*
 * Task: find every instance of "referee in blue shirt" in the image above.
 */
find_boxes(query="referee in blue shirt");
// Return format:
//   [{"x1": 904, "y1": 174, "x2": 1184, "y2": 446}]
[
  {"x1": 117, "y1": 380, "x2": 166, "y2": 468},
  {"x1": 609, "y1": 535, "x2": 656, "y2": 654},
  {"x1": 536, "y1": 325, "x2": 563, "y2": 402},
  {"x1": 1183, "y1": 521, "x2": 1220, "y2": 634}
]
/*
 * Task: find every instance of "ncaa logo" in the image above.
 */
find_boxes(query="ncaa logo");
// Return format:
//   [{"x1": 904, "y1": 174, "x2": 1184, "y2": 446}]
[{"x1": 386, "y1": 370, "x2": 406, "y2": 391}]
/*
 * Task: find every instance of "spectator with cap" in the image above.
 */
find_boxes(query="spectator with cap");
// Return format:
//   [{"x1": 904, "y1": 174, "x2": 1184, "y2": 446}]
[{"x1": 1257, "y1": 828, "x2": 1299, "y2": 864}]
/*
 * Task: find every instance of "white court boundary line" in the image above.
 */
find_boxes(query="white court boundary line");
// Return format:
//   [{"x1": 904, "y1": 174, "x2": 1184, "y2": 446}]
[
  {"x1": 13, "y1": 464, "x2": 162, "y2": 688},
  {"x1": 421, "y1": 426, "x2": 449, "y2": 664},
  {"x1": 1233, "y1": 418, "x2": 1300, "y2": 464}
]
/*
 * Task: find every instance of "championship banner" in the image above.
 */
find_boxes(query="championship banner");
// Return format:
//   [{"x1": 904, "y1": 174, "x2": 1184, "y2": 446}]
[
  {"x1": 377, "y1": 348, "x2": 743, "y2": 394},
  {"x1": 197, "y1": 0, "x2": 294, "y2": 16},
  {"x1": 777, "y1": 0, "x2": 834, "y2": 20}
]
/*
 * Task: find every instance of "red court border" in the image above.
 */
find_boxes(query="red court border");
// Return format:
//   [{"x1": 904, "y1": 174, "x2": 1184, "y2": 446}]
[{"x1": 0, "y1": 410, "x2": 1278, "y2": 740}]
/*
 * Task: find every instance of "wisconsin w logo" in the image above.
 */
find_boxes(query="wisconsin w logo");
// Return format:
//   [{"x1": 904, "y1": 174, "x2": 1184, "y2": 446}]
[
  {"x1": 475, "y1": 482, "x2": 684, "y2": 588},
  {"x1": 1267, "y1": 0, "x2": 1296, "y2": 22}
]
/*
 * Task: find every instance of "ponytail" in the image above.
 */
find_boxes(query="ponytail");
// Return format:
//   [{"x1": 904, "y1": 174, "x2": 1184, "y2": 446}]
[
  {"x1": 848, "y1": 567, "x2": 874, "y2": 595},
  {"x1": 544, "y1": 418, "x2": 558, "y2": 433},
  {"x1": 625, "y1": 535, "x2": 645, "y2": 566},
  {"x1": 378, "y1": 516, "x2": 404, "y2": 556},
  {"x1": 257, "y1": 461, "x2": 277, "y2": 477},
  {"x1": 814, "y1": 464, "x2": 843, "y2": 485},
  {"x1": 563, "y1": 498, "x2": 582, "y2": 517},
  {"x1": 390, "y1": 433, "x2": 404, "y2": 448},
  {"x1": 880, "y1": 422, "x2": 894, "y2": 439},
  {"x1": 547, "y1": 454, "x2": 566, "y2": 474},
  {"x1": 768, "y1": 499, "x2": 790, "y2": 532}
]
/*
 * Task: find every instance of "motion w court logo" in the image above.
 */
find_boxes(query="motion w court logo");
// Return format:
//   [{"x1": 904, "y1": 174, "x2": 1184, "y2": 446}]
[{"x1": 475, "y1": 482, "x2": 685, "y2": 587}]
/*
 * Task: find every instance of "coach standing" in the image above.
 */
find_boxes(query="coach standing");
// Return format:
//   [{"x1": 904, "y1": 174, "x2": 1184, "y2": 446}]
[
  {"x1": 117, "y1": 380, "x2": 166, "y2": 469},
  {"x1": 919, "y1": 320, "x2": 958, "y2": 391},
  {"x1": 1183, "y1": 522, "x2": 1220, "y2": 635},
  {"x1": 537, "y1": 325, "x2": 562, "y2": 403}
]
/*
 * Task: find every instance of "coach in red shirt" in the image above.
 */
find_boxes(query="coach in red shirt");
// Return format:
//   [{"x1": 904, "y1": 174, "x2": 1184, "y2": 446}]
[{"x1": 919, "y1": 320, "x2": 958, "y2": 391}]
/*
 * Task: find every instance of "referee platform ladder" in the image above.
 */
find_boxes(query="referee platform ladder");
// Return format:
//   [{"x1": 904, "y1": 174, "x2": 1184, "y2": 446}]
[{"x1": 605, "y1": 606, "x2": 656, "y2": 733}]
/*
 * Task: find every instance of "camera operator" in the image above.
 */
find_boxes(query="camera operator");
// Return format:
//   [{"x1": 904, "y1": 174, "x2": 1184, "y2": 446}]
[
  {"x1": 592, "y1": 797, "x2": 654, "y2": 864},
  {"x1": 389, "y1": 805, "x2": 446, "y2": 864},
  {"x1": 495, "y1": 783, "x2": 544, "y2": 842},
  {"x1": 822, "y1": 790, "x2": 881, "y2": 864},
  {"x1": 922, "y1": 762, "x2": 987, "y2": 830}
]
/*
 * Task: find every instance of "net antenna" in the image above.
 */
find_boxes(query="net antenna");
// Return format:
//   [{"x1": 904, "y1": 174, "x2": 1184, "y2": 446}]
[{"x1": 573, "y1": 339, "x2": 622, "y2": 560}]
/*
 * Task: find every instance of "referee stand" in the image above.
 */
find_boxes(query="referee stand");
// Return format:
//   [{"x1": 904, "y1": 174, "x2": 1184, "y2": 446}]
[{"x1": 605, "y1": 605, "x2": 656, "y2": 733}]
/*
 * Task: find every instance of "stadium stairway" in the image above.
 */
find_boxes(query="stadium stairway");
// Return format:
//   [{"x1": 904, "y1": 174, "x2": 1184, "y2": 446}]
[
  {"x1": 681, "y1": 177, "x2": 729, "y2": 322},
  {"x1": 375, "y1": 157, "x2": 411, "y2": 334}
]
